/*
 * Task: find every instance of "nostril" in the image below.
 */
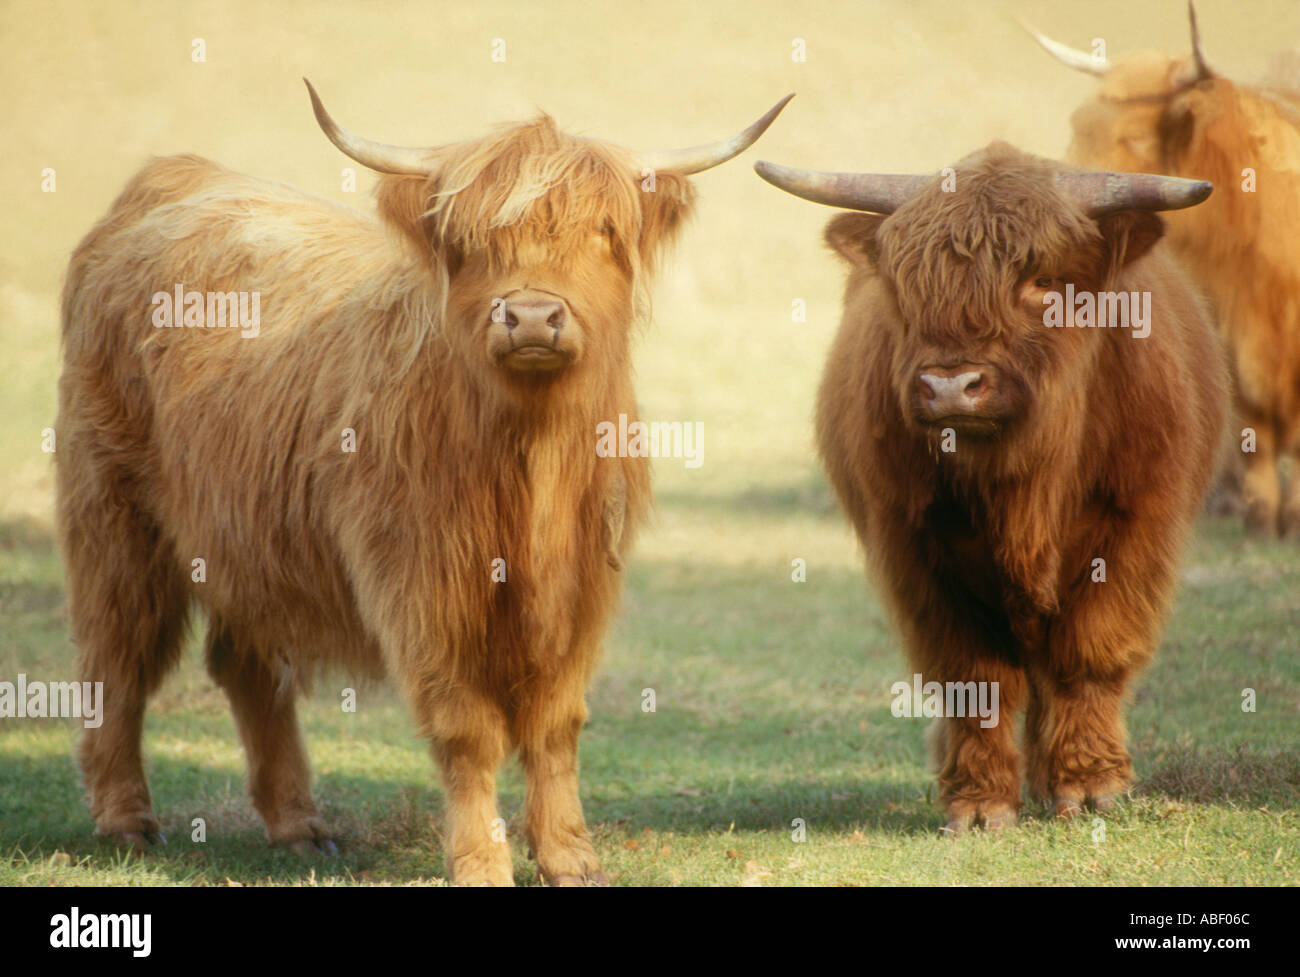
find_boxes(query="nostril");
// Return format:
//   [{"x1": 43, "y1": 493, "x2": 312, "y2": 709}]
[
  {"x1": 919, "y1": 377, "x2": 937, "y2": 400},
  {"x1": 964, "y1": 375, "x2": 984, "y2": 396},
  {"x1": 505, "y1": 312, "x2": 519, "y2": 329},
  {"x1": 547, "y1": 309, "x2": 564, "y2": 329}
]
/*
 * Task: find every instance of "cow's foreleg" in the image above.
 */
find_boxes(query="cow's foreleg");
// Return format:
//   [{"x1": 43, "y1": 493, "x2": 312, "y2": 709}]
[
  {"x1": 929, "y1": 658, "x2": 1026, "y2": 834},
  {"x1": 1026, "y1": 666, "x2": 1132, "y2": 816},
  {"x1": 205, "y1": 623, "x2": 332, "y2": 853},
  {"x1": 517, "y1": 673, "x2": 603, "y2": 886},
  {"x1": 423, "y1": 689, "x2": 513, "y2": 886},
  {"x1": 1032, "y1": 531, "x2": 1175, "y2": 815}
]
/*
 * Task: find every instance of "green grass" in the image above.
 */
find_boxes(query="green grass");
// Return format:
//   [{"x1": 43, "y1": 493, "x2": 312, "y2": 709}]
[{"x1": 2, "y1": 505, "x2": 1297, "y2": 886}]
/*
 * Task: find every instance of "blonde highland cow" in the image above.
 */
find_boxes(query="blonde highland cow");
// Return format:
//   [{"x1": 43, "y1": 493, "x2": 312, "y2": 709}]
[{"x1": 56, "y1": 80, "x2": 790, "y2": 885}]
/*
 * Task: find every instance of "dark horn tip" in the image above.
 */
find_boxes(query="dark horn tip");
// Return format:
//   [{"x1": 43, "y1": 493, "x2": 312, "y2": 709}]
[{"x1": 1190, "y1": 180, "x2": 1213, "y2": 203}]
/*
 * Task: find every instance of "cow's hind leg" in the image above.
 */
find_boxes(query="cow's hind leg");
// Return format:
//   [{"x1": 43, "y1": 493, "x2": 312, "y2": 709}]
[
  {"x1": 1279, "y1": 421, "x2": 1300, "y2": 539},
  {"x1": 1240, "y1": 408, "x2": 1281, "y2": 534},
  {"x1": 65, "y1": 498, "x2": 188, "y2": 848},
  {"x1": 517, "y1": 672, "x2": 604, "y2": 886},
  {"x1": 205, "y1": 623, "x2": 333, "y2": 853}
]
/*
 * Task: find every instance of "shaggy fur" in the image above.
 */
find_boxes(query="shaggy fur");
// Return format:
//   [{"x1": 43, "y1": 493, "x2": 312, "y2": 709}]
[
  {"x1": 57, "y1": 115, "x2": 699, "y2": 885},
  {"x1": 1064, "y1": 50, "x2": 1300, "y2": 536},
  {"x1": 815, "y1": 143, "x2": 1227, "y2": 830}
]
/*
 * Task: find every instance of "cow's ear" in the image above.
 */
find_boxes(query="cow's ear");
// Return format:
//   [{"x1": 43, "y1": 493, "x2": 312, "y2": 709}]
[
  {"x1": 377, "y1": 173, "x2": 442, "y2": 261},
  {"x1": 1159, "y1": 89, "x2": 1214, "y2": 169},
  {"x1": 1096, "y1": 210, "x2": 1165, "y2": 280},
  {"x1": 825, "y1": 212, "x2": 886, "y2": 267},
  {"x1": 638, "y1": 171, "x2": 697, "y2": 262}
]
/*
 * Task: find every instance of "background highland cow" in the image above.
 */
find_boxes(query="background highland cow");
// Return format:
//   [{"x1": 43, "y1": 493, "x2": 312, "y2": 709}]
[{"x1": 1026, "y1": 4, "x2": 1300, "y2": 538}]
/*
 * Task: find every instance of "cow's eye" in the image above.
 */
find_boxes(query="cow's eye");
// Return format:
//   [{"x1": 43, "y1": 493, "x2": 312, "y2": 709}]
[{"x1": 1034, "y1": 276, "x2": 1054, "y2": 289}]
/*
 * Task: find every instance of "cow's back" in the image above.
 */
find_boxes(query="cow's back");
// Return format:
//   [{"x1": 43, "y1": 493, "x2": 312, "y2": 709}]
[{"x1": 57, "y1": 155, "x2": 427, "y2": 672}]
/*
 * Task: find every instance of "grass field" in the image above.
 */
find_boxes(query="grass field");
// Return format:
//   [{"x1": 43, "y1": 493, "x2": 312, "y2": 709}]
[
  {"x1": 2, "y1": 0, "x2": 1298, "y2": 886},
  {"x1": 3, "y1": 503, "x2": 1298, "y2": 885}
]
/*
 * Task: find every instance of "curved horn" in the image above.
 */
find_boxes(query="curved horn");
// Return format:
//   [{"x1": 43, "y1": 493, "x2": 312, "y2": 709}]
[
  {"x1": 304, "y1": 79, "x2": 432, "y2": 176},
  {"x1": 754, "y1": 160, "x2": 1211, "y2": 218},
  {"x1": 753, "y1": 161, "x2": 930, "y2": 213},
  {"x1": 1057, "y1": 171, "x2": 1213, "y2": 215},
  {"x1": 1187, "y1": 0, "x2": 1214, "y2": 81},
  {"x1": 636, "y1": 94, "x2": 794, "y2": 175},
  {"x1": 1019, "y1": 20, "x2": 1109, "y2": 76}
]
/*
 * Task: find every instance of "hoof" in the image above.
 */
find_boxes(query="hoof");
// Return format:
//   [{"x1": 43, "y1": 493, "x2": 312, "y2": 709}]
[
  {"x1": 450, "y1": 851, "x2": 515, "y2": 887},
  {"x1": 942, "y1": 804, "x2": 1017, "y2": 836},
  {"x1": 1244, "y1": 504, "x2": 1279, "y2": 536},
  {"x1": 1053, "y1": 797, "x2": 1083, "y2": 819},
  {"x1": 1280, "y1": 511, "x2": 1300, "y2": 541},
  {"x1": 286, "y1": 837, "x2": 338, "y2": 857},
  {"x1": 452, "y1": 871, "x2": 515, "y2": 887},
  {"x1": 110, "y1": 829, "x2": 167, "y2": 850},
  {"x1": 982, "y1": 808, "x2": 1018, "y2": 832},
  {"x1": 95, "y1": 809, "x2": 166, "y2": 850},
  {"x1": 1089, "y1": 793, "x2": 1117, "y2": 814},
  {"x1": 940, "y1": 815, "x2": 972, "y2": 837},
  {"x1": 273, "y1": 816, "x2": 337, "y2": 857},
  {"x1": 545, "y1": 871, "x2": 610, "y2": 887}
]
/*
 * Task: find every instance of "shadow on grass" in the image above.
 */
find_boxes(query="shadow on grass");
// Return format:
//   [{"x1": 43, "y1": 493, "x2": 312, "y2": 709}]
[
  {"x1": 1, "y1": 752, "x2": 942, "y2": 885},
  {"x1": 7, "y1": 722, "x2": 1294, "y2": 886},
  {"x1": 1136, "y1": 743, "x2": 1300, "y2": 806}
]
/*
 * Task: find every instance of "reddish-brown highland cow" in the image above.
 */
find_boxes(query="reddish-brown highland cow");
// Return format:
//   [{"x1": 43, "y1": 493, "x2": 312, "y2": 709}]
[
  {"x1": 1025, "y1": 3, "x2": 1300, "y2": 536},
  {"x1": 57, "y1": 81, "x2": 790, "y2": 885},
  {"x1": 756, "y1": 144, "x2": 1227, "y2": 830}
]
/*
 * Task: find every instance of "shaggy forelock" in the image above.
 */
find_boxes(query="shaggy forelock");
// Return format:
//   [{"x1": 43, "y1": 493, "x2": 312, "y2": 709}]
[
  {"x1": 423, "y1": 116, "x2": 645, "y2": 271},
  {"x1": 879, "y1": 145, "x2": 1101, "y2": 343}
]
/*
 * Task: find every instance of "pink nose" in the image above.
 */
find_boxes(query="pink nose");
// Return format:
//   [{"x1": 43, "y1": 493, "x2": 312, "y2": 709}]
[
  {"x1": 504, "y1": 299, "x2": 565, "y2": 337},
  {"x1": 918, "y1": 369, "x2": 988, "y2": 416}
]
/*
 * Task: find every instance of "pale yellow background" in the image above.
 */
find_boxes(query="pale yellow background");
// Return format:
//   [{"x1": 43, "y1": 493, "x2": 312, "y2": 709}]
[{"x1": 3, "y1": 0, "x2": 1296, "y2": 550}]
